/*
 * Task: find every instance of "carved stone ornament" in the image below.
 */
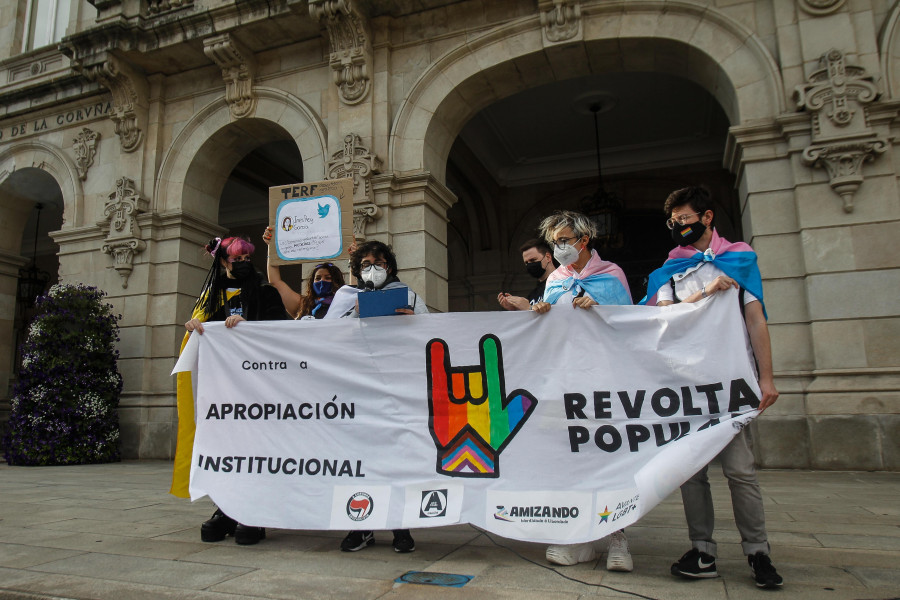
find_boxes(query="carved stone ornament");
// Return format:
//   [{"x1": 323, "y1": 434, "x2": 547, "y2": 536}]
[
  {"x1": 309, "y1": 0, "x2": 372, "y2": 105},
  {"x1": 82, "y1": 56, "x2": 148, "y2": 152},
  {"x1": 352, "y1": 204, "x2": 381, "y2": 240},
  {"x1": 539, "y1": 0, "x2": 582, "y2": 44},
  {"x1": 797, "y1": 0, "x2": 845, "y2": 16},
  {"x1": 801, "y1": 140, "x2": 887, "y2": 212},
  {"x1": 203, "y1": 34, "x2": 257, "y2": 119},
  {"x1": 794, "y1": 49, "x2": 886, "y2": 212},
  {"x1": 327, "y1": 133, "x2": 382, "y2": 239},
  {"x1": 147, "y1": 0, "x2": 192, "y2": 15},
  {"x1": 100, "y1": 177, "x2": 148, "y2": 288},
  {"x1": 73, "y1": 128, "x2": 100, "y2": 181}
]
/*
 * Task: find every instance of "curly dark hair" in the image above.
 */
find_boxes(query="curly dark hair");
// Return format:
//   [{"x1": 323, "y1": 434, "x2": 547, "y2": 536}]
[
  {"x1": 298, "y1": 262, "x2": 346, "y2": 317},
  {"x1": 349, "y1": 240, "x2": 398, "y2": 280}
]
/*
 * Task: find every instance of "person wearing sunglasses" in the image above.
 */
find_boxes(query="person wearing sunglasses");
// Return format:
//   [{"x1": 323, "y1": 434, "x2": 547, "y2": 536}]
[
  {"x1": 640, "y1": 186, "x2": 782, "y2": 588},
  {"x1": 531, "y1": 210, "x2": 634, "y2": 572},
  {"x1": 262, "y1": 226, "x2": 346, "y2": 319},
  {"x1": 177, "y1": 235, "x2": 289, "y2": 546}
]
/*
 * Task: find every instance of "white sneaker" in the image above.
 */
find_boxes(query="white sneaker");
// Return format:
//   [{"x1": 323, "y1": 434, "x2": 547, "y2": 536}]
[
  {"x1": 606, "y1": 530, "x2": 633, "y2": 572},
  {"x1": 546, "y1": 540, "x2": 602, "y2": 566}
]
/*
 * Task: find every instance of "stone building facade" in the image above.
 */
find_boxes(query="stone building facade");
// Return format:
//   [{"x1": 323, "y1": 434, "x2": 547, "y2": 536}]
[{"x1": 0, "y1": 0, "x2": 897, "y2": 469}]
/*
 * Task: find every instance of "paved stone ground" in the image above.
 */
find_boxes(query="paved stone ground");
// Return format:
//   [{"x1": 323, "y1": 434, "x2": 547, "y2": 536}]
[{"x1": 0, "y1": 461, "x2": 898, "y2": 599}]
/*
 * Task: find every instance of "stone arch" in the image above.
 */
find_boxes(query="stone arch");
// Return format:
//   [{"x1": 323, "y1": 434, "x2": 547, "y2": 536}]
[
  {"x1": 155, "y1": 87, "x2": 327, "y2": 220},
  {"x1": 390, "y1": 1, "x2": 785, "y2": 182},
  {"x1": 0, "y1": 140, "x2": 82, "y2": 234},
  {"x1": 879, "y1": 3, "x2": 900, "y2": 99}
]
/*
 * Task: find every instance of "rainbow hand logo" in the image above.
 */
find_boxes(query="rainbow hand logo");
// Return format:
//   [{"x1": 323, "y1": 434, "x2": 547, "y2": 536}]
[{"x1": 426, "y1": 334, "x2": 538, "y2": 478}]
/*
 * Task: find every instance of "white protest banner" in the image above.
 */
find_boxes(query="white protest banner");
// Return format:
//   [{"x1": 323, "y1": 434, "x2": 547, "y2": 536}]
[
  {"x1": 173, "y1": 289, "x2": 759, "y2": 543},
  {"x1": 267, "y1": 179, "x2": 354, "y2": 265}
]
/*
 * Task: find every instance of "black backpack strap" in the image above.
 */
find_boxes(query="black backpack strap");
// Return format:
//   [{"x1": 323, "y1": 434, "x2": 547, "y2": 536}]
[{"x1": 669, "y1": 277, "x2": 680, "y2": 303}]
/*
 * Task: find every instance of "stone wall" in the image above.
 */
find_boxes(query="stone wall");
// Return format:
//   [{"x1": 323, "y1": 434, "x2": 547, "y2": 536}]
[{"x1": 0, "y1": 0, "x2": 897, "y2": 468}]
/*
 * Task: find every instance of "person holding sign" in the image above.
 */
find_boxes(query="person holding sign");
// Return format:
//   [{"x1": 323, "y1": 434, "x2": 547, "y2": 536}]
[
  {"x1": 328, "y1": 240, "x2": 427, "y2": 553},
  {"x1": 179, "y1": 236, "x2": 289, "y2": 545},
  {"x1": 640, "y1": 186, "x2": 782, "y2": 588},
  {"x1": 262, "y1": 226, "x2": 346, "y2": 319},
  {"x1": 531, "y1": 210, "x2": 634, "y2": 572}
]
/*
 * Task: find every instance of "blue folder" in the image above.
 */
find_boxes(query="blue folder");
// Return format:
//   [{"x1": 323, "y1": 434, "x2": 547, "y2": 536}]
[{"x1": 357, "y1": 286, "x2": 409, "y2": 318}]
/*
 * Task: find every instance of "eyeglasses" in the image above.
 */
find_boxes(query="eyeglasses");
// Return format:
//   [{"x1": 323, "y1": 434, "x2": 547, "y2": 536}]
[
  {"x1": 666, "y1": 212, "x2": 702, "y2": 230},
  {"x1": 228, "y1": 255, "x2": 253, "y2": 263},
  {"x1": 360, "y1": 260, "x2": 388, "y2": 269},
  {"x1": 551, "y1": 236, "x2": 582, "y2": 250}
]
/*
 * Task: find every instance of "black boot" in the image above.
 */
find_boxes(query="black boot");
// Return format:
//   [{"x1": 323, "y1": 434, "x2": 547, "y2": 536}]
[
  {"x1": 235, "y1": 524, "x2": 266, "y2": 545},
  {"x1": 200, "y1": 508, "x2": 237, "y2": 542}
]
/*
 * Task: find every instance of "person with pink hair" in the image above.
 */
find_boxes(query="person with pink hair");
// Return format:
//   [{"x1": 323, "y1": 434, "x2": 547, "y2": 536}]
[{"x1": 178, "y1": 235, "x2": 288, "y2": 545}]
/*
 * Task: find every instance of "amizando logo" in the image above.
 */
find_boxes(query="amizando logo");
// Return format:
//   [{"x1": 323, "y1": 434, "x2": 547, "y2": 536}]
[
  {"x1": 493, "y1": 504, "x2": 580, "y2": 524},
  {"x1": 426, "y1": 334, "x2": 537, "y2": 478}
]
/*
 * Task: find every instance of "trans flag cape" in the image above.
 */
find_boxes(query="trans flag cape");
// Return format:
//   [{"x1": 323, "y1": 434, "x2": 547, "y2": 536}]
[
  {"x1": 543, "y1": 249, "x2": 631, "y2": 306},
  {"x1": 639, "y1": 229, "x2": 766, "y2": 317}
]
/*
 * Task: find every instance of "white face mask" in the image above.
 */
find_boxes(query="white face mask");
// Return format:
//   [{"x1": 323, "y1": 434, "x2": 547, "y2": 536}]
[
  {"x1": 361, "y1": 265, "x2": 388, "y2": 288},
  {"x1": 553, "y1": 242, "x2": 581, "y2": 267}
]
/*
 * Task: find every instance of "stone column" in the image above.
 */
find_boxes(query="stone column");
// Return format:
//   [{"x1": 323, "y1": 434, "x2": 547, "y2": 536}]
[
  {"x1": 791, "y1": 51, "x2": 900, "y2": 471},
  {"x1": 370, "y1": 173, "x2": 456, "y2": 312},
  {"x1": 128, "y1": 210, "x2": 225, "y2": 459},
  {"x1": 0, "y1": 251, "x2": 29, "y2": 406},
  {"x1": 726, "y1": 122, "x2": 815, "y2": 469}
]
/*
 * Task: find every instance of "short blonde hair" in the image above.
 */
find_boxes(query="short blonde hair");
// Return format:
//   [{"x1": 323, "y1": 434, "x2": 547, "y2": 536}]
[{"x1": 538, "y1": 210, "x2": 596, "y2": 245}]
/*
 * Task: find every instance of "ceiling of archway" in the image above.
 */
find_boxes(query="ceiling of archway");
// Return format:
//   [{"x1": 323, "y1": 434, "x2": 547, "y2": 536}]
[
  {"x1": 455, "y1": 71, "x2": 730, "y2": 190},
  {"x1": 220, "y1": 140, "x2": 304, "y2": 229},
  {"x1": 1, "y1": 168, "x2": 64, "y2": 256}
]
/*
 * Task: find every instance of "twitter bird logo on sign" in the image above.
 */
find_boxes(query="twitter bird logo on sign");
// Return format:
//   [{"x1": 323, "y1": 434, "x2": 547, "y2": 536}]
[{"x1": 318, "y1": 203, "x2": 330, "y2": 219}]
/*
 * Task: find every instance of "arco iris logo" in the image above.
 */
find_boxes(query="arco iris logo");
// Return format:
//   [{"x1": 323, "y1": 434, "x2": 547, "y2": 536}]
[{"x1": 426, "y1": 334, "x2": 537, "y2": 478}]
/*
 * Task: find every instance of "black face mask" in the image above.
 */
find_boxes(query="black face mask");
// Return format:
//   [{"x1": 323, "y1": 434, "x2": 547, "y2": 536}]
[
  {"x1": 671, "y1": 220, "x2": 707, "y2": 247},
  {"x1": 230, "y1": 261, "x2": 255, "y2": 281},
  {"x1": 525, "y1": 261, "x2": 546, "y2": 279}
]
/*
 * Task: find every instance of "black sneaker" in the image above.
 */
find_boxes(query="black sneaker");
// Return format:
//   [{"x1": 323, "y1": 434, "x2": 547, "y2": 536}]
[
  {"x1": 340, "y1": 530, "x2": 374, "y2": 552},
  {"x1": 234, "y1": 524, "x2": 266, "y2": 545},
  {"x1": 200, "y1": 508, "x2": 237, "y2": 542},
  {"x1": 392, "y1": 529, "x2": 416, "y2": 553},
  {"x1": 748, "y1": 552, "x2": 783, "y2": 588},
  {"x1": 671, "y1": 548, "x2": 718, "y2": 578}
]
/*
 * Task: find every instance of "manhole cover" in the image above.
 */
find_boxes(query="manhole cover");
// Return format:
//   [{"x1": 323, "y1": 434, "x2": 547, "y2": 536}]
[{"x1": 395, "y1": 571, "x2": 473, "y2": 587}]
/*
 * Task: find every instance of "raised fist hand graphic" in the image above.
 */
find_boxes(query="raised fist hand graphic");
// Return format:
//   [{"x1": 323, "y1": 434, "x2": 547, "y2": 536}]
[{"x1": 426, "y1": 334, "x2": 537, "y2": 477}]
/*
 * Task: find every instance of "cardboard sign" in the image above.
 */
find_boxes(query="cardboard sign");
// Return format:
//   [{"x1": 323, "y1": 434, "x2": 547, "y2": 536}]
[{"x1": 268, "y1": 178, "x2": 355, "y2": 266}]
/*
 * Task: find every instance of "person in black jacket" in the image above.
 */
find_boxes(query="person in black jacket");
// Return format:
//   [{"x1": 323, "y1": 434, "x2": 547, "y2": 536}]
[{"x1": 184, "y1": 235, "x2": 288, "y2": 545}]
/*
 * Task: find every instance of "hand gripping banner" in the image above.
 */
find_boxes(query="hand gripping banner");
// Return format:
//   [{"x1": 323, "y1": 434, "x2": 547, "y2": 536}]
[{"x1": 173, "y1": 288, "x2": 760, "y2": 544}]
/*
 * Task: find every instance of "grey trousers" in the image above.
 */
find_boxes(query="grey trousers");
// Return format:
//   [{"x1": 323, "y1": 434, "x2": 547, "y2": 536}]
[{"x1": 680, "y1": 427, "x2": 770, "y2": 557}]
